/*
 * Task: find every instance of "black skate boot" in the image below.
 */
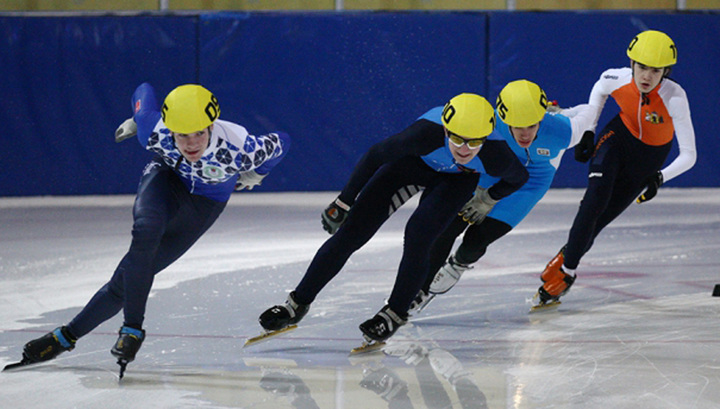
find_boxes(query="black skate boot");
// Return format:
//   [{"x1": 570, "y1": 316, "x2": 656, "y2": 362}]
[
  {"x1": 111, "y1": 325, "x2": 145, "y2": 378},
  {"x1": 359, "y1": 305, "x2": 407, "y2": 343},
  {"x1": 22, "y1": 326, "x2": 76, "y2": 364},
  {"x1": 259, "y1": 291, "x2": 310, "y2": 331}
]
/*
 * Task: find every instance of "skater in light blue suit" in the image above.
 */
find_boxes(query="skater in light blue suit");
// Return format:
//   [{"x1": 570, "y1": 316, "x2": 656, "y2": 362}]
[{"x1": 410, "y1": 80, "x2": 596, "y2": 313}]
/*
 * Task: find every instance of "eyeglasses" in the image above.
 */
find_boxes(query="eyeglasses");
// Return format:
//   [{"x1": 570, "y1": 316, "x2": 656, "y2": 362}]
[{"x1": 445, "y1": 129, "x2": 486, "y2": 149}]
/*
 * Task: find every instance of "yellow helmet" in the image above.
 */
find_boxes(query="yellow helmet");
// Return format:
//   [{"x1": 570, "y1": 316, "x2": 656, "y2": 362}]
[
  {"x1": 441, "y1": 93, "x2": 495, "y2": 139},
  {"x1": 496, "y1": 80, "x2": 548, "y2": 127},
  {"x1": 161, "y1": 84, "x2": 220, "y2": 134},
  {"x1": 626, "y1": 30, "x2": 677, "y2": 68}
]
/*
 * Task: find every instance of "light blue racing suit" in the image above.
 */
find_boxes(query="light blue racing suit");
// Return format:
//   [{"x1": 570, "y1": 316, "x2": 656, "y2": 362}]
[{"x1": 423, "y1": 105, "x2": 594, "y2": 288}]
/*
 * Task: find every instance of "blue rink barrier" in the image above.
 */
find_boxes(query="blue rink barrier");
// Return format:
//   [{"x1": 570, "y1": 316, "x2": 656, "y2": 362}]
[{"x1": 0, "y1": 11, "x2": 717, "y2": 196}]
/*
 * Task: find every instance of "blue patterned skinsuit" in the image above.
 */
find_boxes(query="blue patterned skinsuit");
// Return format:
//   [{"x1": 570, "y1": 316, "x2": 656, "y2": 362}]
[{"x1": 65, "y1": 83, "x2": 290, "y2": 338}]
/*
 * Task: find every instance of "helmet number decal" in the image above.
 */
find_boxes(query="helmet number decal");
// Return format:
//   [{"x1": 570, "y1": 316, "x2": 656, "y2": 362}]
[
  {"x1": 628, "y1": 36, "x2": 638, "y2": 52},
  {"x1": 442, "y1": 104, "x2": 456, "y2": 124},
  {"x1": 205, "y1": 95, "x2": 220, "y2": 122},
  {"x1": 497, "y1": 93, "x2": 547, "y2": 121},
  {"x1": 538, "y1": 92, "x2": 548, "y2": 109},
  {"x1": 497, "y1": 95, "x2": 508, "y2": 120}
]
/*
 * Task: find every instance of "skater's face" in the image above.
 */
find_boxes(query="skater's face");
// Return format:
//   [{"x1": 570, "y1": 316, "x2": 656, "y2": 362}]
[
  {"x1": 173, "y1": 125, "x2": 213, "y2": 163},
  {"x1": 509, "y1": 122, "x2": 540, "y2": 148},
  {"x1": 632, "y1": 61, "x2": 667, "y2": 93},
  {"x1": 445, "y1": 127, "x2": 484, "y2": 165}
]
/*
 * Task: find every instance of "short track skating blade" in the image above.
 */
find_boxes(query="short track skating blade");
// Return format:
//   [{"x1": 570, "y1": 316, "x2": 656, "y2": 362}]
[
  {"x1": 528, "y1": 291, "x2": 561, "y2": 313},
  {"x1": 349, "y1": 341, "x2": 386, "y2": 356},
  {"x1": 3, "y1": 360, "x2": 34, "y2": 372},
  {"x1": 529, "y1": 300, "x2": 561, "y2": 313},
  {"x1": 243, "y1": 325, "x2": 298, "y2": 348}
]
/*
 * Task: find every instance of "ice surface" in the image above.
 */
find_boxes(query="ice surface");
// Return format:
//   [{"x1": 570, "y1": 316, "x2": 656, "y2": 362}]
[{"x1": 1, "y1": 189, "x2": 719, "y2": 408}]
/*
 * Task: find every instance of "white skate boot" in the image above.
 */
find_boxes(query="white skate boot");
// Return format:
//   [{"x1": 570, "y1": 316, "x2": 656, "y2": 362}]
[{"x1": 429, "y1": 255, "x2": 471, "y2": 294}]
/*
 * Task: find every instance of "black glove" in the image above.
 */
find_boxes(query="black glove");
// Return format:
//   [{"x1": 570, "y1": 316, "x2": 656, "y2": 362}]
[
  {"x1": 321, "y1": 198, "x2": 350, "y2": 234},
  {"x1": 574, "y1": 131, "x2": 595, "y2": 163},
  {"x1": 637, "y1": 171, "x2": 664, "y2": 204}
]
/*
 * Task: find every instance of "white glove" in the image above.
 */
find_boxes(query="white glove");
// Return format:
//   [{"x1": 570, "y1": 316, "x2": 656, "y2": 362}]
[
  {"x1": 459, "y1": 187, "x2": 498, "y2": 224},
  {"x1": 115, "y1": 117, "x2": 137, "y2": 143},
  {"x1": 235, "y1": 170, "x2": 267, "y2": 191}
]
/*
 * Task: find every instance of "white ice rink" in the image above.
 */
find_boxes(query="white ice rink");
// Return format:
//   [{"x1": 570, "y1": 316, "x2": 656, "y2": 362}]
[{"x1": 1, "y1": 189, "x2": 719, "y2": 409}]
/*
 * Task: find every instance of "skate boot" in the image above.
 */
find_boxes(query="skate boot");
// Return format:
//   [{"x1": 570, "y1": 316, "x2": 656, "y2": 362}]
[
  {"x1": 359, "y1": 305, "x2": 407, "y2": 343},
  {"x1": 259, "y1": 291, "x2": 310, "y2": 331},
  {"x1": 22, "y1": 326, "x2": 76, "y2": 364},
  {"x1": 429, "y1": 255, "x2": 471, "y2": 294},
  {"x1": 535, "y1": 246, "x2": 576, "y2": 307},
  {"x1": 111, "y1": 326, "x2": 145, "y2": 378},
  {"x1": 406, "y1": 289, "x2": 435, "y2": 316}
]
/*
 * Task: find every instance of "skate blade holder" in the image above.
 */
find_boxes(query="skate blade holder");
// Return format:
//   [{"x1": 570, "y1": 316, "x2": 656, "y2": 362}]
[{"x1": 243, "y1": 325, "x2": 298, "y2": 348}]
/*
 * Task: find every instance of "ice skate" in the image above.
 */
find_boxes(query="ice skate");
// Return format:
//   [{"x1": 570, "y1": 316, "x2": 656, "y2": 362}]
[
  {"x1": 429, "y1": 255, "x2": 471, "y2": 294},
  {"x1": 406, "y1": 289, "x2": 435, "y2": 316},
  {"x1": 353, "y1": 305, "x2": 407, "y2": 354},
  {"x1": 4, "y1": 326, "x2": 76, "y2": 371},
  {"x1": 110, "y1": 326, "x2": 145, "y2": 379},
  {"x1": 245, "y1": 291, "x2": 309, "y2": 347},
  {"x1": 530, "y1": 247, "x2": 575, "y2": 312}
]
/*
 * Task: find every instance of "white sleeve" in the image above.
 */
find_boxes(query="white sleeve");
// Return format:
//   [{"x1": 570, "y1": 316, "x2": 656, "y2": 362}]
[
  {"x1": 561, "y1": 104, "x2": 600, "y2": 147},
  {"x1": 661, "y1": 90, "x2": 697, "y2": 183},
  {"x1": 587, "y1": 68, "x2": 627, "y2": 132},
  {"x1": 216, "y1": 120, "x2": 250, "y2": 146}
]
